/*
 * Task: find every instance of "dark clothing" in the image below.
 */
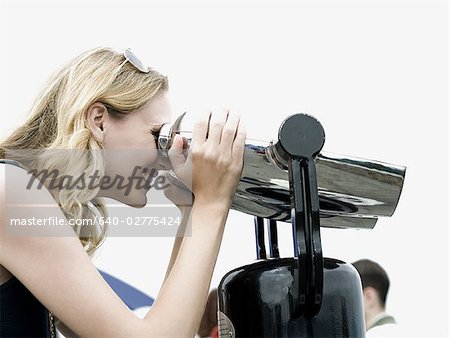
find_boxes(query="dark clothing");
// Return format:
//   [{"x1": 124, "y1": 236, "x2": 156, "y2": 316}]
[
  {"x1": 0, "y1": 276, "x2": 52, "y2": 337},
  {"x1": 0, "y1": 159, "x2": 53, "y2": 337}
]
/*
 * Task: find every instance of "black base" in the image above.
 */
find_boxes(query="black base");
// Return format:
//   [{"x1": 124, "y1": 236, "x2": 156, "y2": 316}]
[{"x1": 218, "y1": 258, "x2": 366, "y2": 338}]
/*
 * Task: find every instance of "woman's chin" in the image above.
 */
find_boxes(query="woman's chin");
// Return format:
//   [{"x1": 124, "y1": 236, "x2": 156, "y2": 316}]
[
  {"x1": 99, "y1": 190, "x2": 149, "y2": 208},
  {"x1": 127, "y1": 195, "x2": 148, "y2": 208},
  {"x1": 116, "y1": 192, "x2": 148, "y2": 208}
]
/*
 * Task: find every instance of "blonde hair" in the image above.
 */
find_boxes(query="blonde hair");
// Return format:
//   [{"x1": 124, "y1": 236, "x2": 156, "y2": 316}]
[{"x1": 0, "y1": 47, "x2": 169, "y2": 256}]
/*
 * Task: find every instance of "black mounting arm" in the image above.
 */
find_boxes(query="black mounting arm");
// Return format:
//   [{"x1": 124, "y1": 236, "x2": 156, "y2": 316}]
[
  {"x1": 254, "y1": 217, "x2": 280, "y2": 259},
  {"x1": 275, "y1": 114, "x2": 325, "y2": 318}
]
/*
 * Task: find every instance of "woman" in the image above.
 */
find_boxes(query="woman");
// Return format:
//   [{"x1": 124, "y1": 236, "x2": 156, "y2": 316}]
[{"x1": 0, "y1": 47, "x2": 246, "y2": 337}]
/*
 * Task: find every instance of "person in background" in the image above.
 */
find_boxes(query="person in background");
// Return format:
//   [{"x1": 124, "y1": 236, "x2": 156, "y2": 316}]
[{"x1": 352, "y1": 259, "x2": 397, "y2": 333}]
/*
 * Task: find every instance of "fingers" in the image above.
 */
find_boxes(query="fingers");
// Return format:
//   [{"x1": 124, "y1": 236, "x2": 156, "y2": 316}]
[
  {"x1": 188, "y1": 109, "x2": 246, "y2": 203},
  {"x1": 190, "y1": 108, "x2": 245, "y2": 166},
  {"x1": 192, "y1": 111, "x2": 211, "y2": 148},
  {"x1": 219, "y1": 111, "x2": 240, "y2": 153},
  {"x1": 169, "y1": 133, "x2": 193, "y2": 190},
  {"x1": 232, "y1": 120, "x2": 246, "y2": 169},
  {"x1": 168, "y1": 134, "x2": 186, "y2": 174},
  {"x1": 206, "y1": 109, "x2": 228, "y2": 145}
]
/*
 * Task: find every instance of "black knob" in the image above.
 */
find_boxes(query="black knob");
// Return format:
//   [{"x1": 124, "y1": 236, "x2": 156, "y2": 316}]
[{"x1": 277, "y1": 114, "x2": 325, "y2": 160}]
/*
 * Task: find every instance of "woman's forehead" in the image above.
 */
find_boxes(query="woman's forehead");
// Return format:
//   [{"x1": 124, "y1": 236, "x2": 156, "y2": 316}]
[{"x1": 135, "y1": 93, "x2": 172, "y2": 125}]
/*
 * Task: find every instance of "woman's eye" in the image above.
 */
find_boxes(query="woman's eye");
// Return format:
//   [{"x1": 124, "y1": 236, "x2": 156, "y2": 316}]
[
  {"x1": 149, "y1": 129, "x2": 160, "y2": 142},
  {"x1": 149, "y1": 124, "x2": 164, "y2": 142}
]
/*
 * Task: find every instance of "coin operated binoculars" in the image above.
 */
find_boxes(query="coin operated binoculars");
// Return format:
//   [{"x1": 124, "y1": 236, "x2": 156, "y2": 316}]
[
  {"x1": 218, "y1": 115, "x2": 370, "y2": 338},
  {"x1": 157, "y1": 112, "x2": 405, "y2": 338}
]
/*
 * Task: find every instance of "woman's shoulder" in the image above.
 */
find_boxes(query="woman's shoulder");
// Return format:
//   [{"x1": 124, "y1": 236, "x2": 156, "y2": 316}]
[
  {"x1": 0, "y1": 159, "x2": 64, "y2": 240},
  {"x1": 1, "y1": 160, "x2": 51, "y2": 283},
  {"x1": 0, "y1": 159, "x2": 24, "y2": 181},
  {"x1": 0, "y1": 159, "x2": 55, "y2": 198},
  {"x1": 0, "y1": 159, "x2": 31, "y2": 186}
]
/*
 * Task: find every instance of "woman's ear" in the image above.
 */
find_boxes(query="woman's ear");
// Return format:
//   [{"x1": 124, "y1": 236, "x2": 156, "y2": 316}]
[{"x1": 87, "y1": 102, "x2": 107, "y2": 142}]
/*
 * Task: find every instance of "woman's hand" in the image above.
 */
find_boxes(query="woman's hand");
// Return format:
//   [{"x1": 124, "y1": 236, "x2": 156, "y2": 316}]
[
  {"x1": 168, "y1": 109, "x2": 246, "y2": 209},
  {"x1": 155, "y1": 110, "x2": 245, "y2": 338},
  {"x1": 162, "y1": 171, "x2": 194, "y2": 216}
]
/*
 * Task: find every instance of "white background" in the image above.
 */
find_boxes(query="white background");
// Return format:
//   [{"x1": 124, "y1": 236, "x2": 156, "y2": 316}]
[{"x1": 0, "y1": 0, "x2": 448, "y2": 337}]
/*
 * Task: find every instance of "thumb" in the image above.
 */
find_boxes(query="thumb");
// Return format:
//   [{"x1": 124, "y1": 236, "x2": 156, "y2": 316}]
[{"x1": 168, "y1": 134, "x2": 185, "y2": 173}]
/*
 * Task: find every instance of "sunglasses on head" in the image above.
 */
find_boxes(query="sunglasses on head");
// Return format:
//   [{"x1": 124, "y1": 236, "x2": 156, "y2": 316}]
[{"x1": 123, "y1": 48, "x2": 151, "y2": 73}]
